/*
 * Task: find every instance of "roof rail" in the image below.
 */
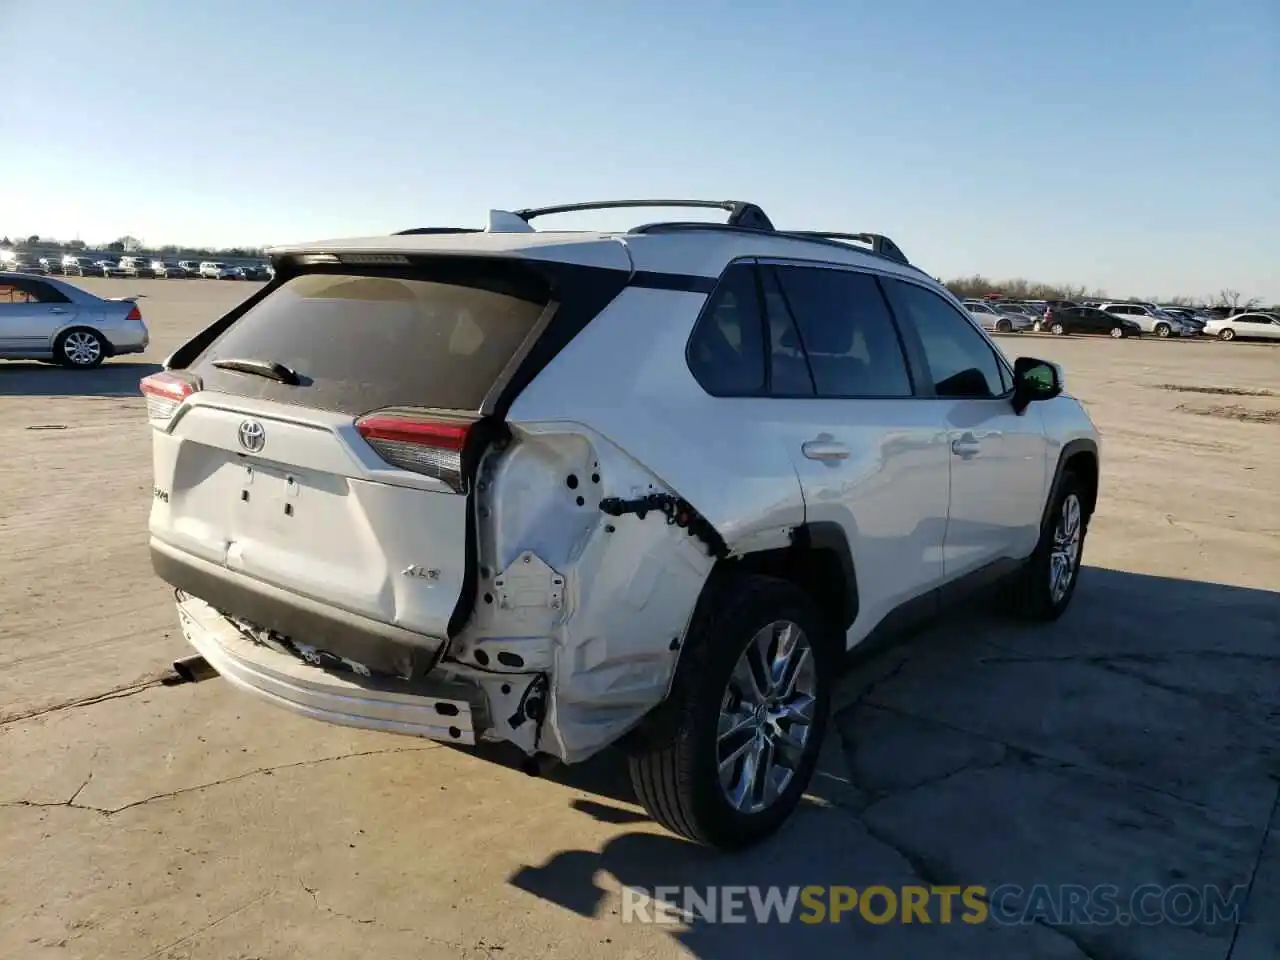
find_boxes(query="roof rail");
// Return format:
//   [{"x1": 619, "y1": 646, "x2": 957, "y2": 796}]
[
  {"x1": 393, "y1": 226, "x2": 480, "y2": 236},
  {"x1": 512, "y1": 199, "x2": 775, "y2": 231},
  {"x1": 781, "y1": 232, "x2": 909, "y2": 266}
]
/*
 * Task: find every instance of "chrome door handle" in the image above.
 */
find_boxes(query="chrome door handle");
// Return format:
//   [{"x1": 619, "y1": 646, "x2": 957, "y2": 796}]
[
  {"x1": 951, "y1": 433, "x2": 980, "y2": 459},
  {"x1": 50, "y1": 307, "x2": 67, "y2": 314},
  {"x1": 802, "y1": 439, "x2": 850, "y2": 462}
]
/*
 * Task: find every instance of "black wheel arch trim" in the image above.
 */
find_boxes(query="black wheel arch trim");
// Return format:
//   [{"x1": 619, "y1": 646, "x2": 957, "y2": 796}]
[
  {"x1": 1039, "y1": 438, "x2": 1099, "y2": 533},
  {"x1": 790, "y1": 520, "x2": 860, "y2": 629}
]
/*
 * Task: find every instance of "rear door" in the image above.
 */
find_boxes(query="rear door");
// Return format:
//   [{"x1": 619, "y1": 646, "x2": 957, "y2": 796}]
[
  {"x1": 756, "y1": 262, "x2": 952, "y2": 641},
  {"x1": 148, "y1": 264, "x2": 563, "y2": 641},
  {"x1": 0, "y1": 278, "x2": 77, "y2": 353}
]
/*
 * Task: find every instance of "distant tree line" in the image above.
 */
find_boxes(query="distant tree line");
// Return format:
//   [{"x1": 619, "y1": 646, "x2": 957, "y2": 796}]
[{"x1": 1, "y1": 234, "x2": 265, "y2": 259}]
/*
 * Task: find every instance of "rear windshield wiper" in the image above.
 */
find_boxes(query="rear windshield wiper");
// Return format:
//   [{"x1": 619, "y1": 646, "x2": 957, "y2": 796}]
[{"x1": 211, "y1": 358, "x2": 301, "y2": 385}]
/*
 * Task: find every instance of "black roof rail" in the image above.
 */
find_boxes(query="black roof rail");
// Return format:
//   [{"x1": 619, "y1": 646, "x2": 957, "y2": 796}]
[
  {"x1": 512, "y1": 199, "x2": 775, "y2": 231},
  {"x1": 781, "y1": 232, "x2": 909, "y2": 266},
  {"x1": 393, "y1": 226, "x2": 480, "y2": 236}
]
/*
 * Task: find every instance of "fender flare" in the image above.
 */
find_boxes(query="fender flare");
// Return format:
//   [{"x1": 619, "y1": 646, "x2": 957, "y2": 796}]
[
  {"x1": 1039, "y1": 438, "x2": 1099, "y2": 533},
  {"x1": 790, "y1": 520, "x2": 859, "y2": 629}
]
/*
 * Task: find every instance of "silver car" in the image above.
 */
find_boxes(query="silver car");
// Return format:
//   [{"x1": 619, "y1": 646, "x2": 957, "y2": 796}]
[
  {"x1": 0, "y1": 271, "x2": 149, "y2": 368},
  {"x1": 963, "y1": 299, "x2": 1034, "y2": 332}
]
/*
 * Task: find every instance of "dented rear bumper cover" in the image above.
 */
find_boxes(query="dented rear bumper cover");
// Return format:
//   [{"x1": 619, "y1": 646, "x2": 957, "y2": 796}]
[{"x1": 176, "y1": 592, "x2": 485, "y2": 743}]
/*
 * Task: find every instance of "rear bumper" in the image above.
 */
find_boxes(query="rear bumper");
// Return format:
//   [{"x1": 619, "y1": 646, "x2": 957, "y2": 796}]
[
  {"x1": 150, "y1": 537, "x2": 447, "y2": 677},
  {"x1": 176, "y1": 593, "x2": 482, "y2": 744}
]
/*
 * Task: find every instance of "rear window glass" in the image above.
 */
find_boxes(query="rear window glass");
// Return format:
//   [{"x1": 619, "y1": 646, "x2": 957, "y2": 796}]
[{"x1": 195, "y1": 272, "x2": 548, "y2": 414}]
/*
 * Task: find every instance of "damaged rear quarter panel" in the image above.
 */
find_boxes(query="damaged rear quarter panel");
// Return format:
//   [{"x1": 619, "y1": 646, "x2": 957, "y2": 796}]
[
  {"x1": 456, "y1": 422, "x2": 717, "y2": 762},
  {"x1": 464, "y1": 285, "x2": 805, "y2": 762}
]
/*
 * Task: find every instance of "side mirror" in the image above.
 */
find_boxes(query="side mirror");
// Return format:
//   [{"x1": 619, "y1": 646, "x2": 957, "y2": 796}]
[{"x1": 1012, "y1": 357, "x2": 1063, "y2": 414}]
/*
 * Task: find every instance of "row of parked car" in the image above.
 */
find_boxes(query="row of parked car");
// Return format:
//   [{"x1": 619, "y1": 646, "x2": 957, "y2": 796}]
[
  {"x1": 962, "y1": 297, "x2": 1280, "y2": 342},
  {"x1": 2, "y1": 253, "x2": 272, "y2": 281}
]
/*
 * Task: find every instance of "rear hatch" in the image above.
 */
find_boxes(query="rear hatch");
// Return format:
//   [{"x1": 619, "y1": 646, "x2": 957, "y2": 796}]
[{"x1": 145, "y1": 255, "x2": 624, "y2": 673}]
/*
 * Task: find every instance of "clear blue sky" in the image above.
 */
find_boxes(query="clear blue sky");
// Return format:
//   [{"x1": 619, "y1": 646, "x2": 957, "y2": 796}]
[{"x1": 3, "y1": 0, "x2": 1277, "y2": 301}]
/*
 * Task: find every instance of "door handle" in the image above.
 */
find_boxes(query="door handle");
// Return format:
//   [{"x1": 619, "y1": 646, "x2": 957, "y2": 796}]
[
  {"x1": 802, "y1": 439, "x2": 850, "y2": 462},
  {"x1": 50, "y1": 307, "x2": 67, "y2": 314},
  {"x1": 951, "y1": 432, "x2": 980, "y2": 459}
]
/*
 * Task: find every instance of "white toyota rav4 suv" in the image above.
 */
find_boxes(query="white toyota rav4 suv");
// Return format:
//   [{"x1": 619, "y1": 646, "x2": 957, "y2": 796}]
[{"x1": 142, "y1": 200, "x2": 1100, "y2": 849}]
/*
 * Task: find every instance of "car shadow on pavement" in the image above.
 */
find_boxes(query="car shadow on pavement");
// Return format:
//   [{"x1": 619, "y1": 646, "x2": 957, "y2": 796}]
[
  {"x1": 504, "y1": 566, "x2": 1280, "y2": 959},
  {"x1": 0, "y1": 361, "x2": 161, "y2": 398}
]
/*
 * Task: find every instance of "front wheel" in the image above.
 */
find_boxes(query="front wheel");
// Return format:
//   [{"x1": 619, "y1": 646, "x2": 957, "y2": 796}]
[
  {"x1": 627, "y1": 574, "x2": 833, "y2": 850},
  {"x1": 1003, "y1": 472, "x2": 1089, "y2": 621},
  {"x1": 1155, "y1": 323, "x2": 1171, "y2": 338},
  {"x1": 1219, "y1": 328, "x2": 1236, "y2": 341}
]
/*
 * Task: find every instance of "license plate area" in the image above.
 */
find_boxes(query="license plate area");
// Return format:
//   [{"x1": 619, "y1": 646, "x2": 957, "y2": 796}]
[{"x1": 234, "y1": 462, "x2": 302, "y2": 536}]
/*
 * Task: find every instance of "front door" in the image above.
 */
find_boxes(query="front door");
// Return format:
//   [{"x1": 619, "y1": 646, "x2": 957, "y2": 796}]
[{"x1": 879, "y1": 277, "x2": 1048, "y2": 577}]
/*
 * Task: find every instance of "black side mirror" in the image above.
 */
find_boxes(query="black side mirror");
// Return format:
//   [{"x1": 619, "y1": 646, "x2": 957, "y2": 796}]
[{"x1": 1012, "y1": 356, "x2": 1062, "y2": 414}]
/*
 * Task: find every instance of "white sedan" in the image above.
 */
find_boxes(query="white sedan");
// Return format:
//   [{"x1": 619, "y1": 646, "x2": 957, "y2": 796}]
[{"x1": 1203, "y1": 313, "x2": 1280, "y2": 342}]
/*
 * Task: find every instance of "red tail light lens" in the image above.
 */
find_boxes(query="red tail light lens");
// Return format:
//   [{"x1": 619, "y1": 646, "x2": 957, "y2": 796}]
[
  {"x1": 140, "y1": 371, "x2": 198, "y2": 424},
  {"x1": 355, "y1": 410, "x2": 476, "y2": 492},
  {"x1": 126, "y1": 305, "x2": 142, "y2": 322}
]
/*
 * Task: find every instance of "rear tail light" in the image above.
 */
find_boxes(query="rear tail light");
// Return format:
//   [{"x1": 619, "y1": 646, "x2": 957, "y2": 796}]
[
  {"x1": 140, "y1": 371, "x2": 199, "y2": 425},
  {"x1": 355, "y1": 410, "x2": 477, "y2": 492},
  {"x1": 126, "y1": 305, "x2": 142, "y2": 322}
]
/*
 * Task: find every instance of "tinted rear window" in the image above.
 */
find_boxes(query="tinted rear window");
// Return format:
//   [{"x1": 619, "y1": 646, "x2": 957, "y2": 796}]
[{"x1": 195, "y1": 272, "x2": 548, "y2": 414}]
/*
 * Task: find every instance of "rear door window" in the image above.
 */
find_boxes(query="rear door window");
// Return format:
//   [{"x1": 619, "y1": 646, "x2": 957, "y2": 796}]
[
  {"x1": 194, "y1": 269, "x2": 551, "y2": 415},
  {"x1": 767, "y1": 265, "x2": 913, "y2": 398}
]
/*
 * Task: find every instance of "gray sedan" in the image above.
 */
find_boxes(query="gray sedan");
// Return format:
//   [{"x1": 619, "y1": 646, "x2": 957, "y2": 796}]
[{"x1": 0, "y1": 272, "x2": 150, "y2": 368}]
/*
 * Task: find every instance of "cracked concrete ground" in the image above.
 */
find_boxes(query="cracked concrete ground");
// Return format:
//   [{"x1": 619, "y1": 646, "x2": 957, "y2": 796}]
[{"x1": 1, "y1": 281, "x2": 1277, "y2": 959}]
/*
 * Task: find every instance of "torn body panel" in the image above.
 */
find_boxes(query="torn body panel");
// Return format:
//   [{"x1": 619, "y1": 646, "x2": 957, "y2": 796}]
[{"x1": 447, "y1": 423, "x2": 719, "y2": 763}]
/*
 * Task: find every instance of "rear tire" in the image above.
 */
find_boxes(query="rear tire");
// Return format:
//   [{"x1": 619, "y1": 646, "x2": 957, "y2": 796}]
[
  {"x1": 1110, "y1": 326, "x2": 1125, "y2": 338},
  {"x1": 1155, "y1": 323, "x2": 1171, "y2": 338},
  {"x1": 1003, "y1": 472, "x2": 1088, "y2": 621},
  {"x1": 54, "y1": 328, "x2": 106, "y2": 369},
  {"x1": 996, "y1": 319, "x2": 1012, "y2": 332},
  {"x1": 1219, "y1": 328, "x2": 1235, "y2": 341},
  {"x1": 1050, "y1": 322, "x2": 1065, "y2": 336},
  {"x1": 627, "y1": 574, "x2": 834, "y2": 850}
]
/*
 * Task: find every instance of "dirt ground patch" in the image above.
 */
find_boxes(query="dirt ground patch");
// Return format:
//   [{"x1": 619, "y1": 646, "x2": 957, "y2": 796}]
[
  {"x1": 2, "y1": 282, "x2": 1278, "y2": 959},
  {"x1": 1177, "y1": 403, "x2": 1280, "y2": 424},
  {"x1": 1157, "y1": 383, "x2": 1278, "y2": 397}
]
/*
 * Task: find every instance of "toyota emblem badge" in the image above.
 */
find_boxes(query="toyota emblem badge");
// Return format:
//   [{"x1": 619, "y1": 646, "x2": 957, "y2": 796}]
[{"x1": 237, "y1": 419, "x2": 266, "y2": 453}]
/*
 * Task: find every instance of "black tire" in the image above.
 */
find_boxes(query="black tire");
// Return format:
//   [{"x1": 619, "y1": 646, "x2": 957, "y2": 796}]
[
  {"x1": 1155, "y1": 323, "x2": 1171, "y2": 338},
  {"x1": 1219, "y1": 328, "x2": 1235, "y2": 341},
  {"x1": 626, "y1": 574, "x2": 834, "y2": 850},
  {"x1": 1003, "y1": 471, "x2": 1089, "y2": 621},
  {"x1": 54, "y1": 328, "x2": 107, "y2": 369},
  {"x1": 1109, "y1": 326, "x2": 1125, "y2": 339},
  {"x1": 1050, "y1": 322, "x2": 1065, "y2": 336},
  {"x1": 996, "y1": 319, "x2": 1012, "y2": 333}
]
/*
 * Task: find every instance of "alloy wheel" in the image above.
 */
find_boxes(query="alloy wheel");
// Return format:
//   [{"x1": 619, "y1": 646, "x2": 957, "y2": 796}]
[
  {"x1": 1049, "y1": 493, "x2": 1083, "y2": 604},
  {"x1": 62, "y1": 331, "x2": 102, "y2": 366},
  {"x1": 717, "y1": 620, "x2": 817, "y2": 815}
]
